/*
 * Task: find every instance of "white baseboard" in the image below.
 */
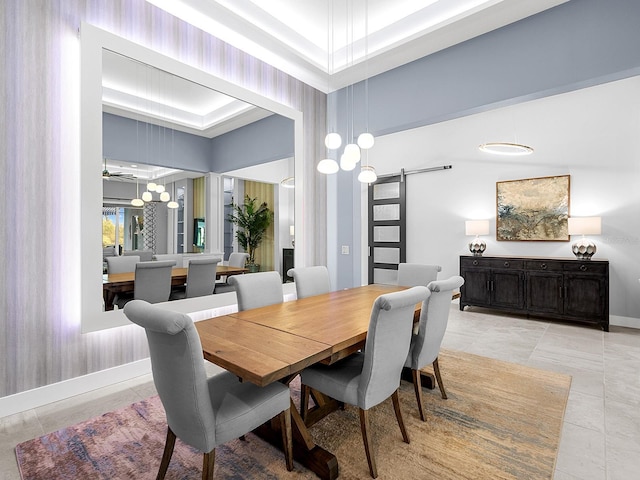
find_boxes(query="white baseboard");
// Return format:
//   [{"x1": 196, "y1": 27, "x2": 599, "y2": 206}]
[
  {"x1": 609, "y1": 315, "x2": 640, "y2": 329},
  {"x1": 0, "y1": 358, "x2": 151, "y2": 418}
]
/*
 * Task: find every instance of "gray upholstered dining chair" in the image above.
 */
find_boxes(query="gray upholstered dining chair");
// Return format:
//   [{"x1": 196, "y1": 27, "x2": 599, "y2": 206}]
[
  {"x1": 287, "y1": 265, "x2": 331, "y2": 299},
  {"x1": 228, "y1": 252, "x2": 250, "y2": 268},
  {"x1": 171, "y1": 258, "x2": 221, "y2": 300},
  {"x1": 123, "y1": 249, "x2": 153, "y2": 262},
  {"x1": 130, "y1": 260, "x2": 176, "y2": 305},
  {"x1": 105, "y1": 255, "x2": 140, "y2": 273},
  {"x1": 397, "y1": 262, "x2": 442, "y2": 287},
  {"x1": 123, "y1": 300, "x2": 293, "y2": 480},
  {"x1": 300, "y1": 286, "x2": 429, "y2": 479},
  {"x1": 228, "y1": 271, "x2": 283, "y2": 311},
  {"x1": 405, "y1": 275, "x2": 464, "y2": 421},
  {"x1": 215, "y1": 252, "x2": 251, "y2": 293}
]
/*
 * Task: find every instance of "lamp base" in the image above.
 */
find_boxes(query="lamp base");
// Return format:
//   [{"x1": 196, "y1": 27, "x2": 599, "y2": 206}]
[
  {"x1": 468, "y1": 238, "x2": 486, "y2": 256},
  {"x1": 571, "y1": 238, "x2": 597, "y2": 260}
]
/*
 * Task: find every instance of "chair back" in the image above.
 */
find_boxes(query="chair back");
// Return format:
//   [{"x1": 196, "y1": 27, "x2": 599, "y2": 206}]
[
  {"x1": 228, "y1": 252, "x2": 250, "y2": 268},
  {"x1": 229, "y1": 271, "x2": 283, "y2": 311},
  {"x1": 153, "y1": 253, "x2": 184, "y2": 267},
  {"x1": 123, "y1": 300, "x2": 217, "y2": 452},
  {"x1": 397, "y1": 263, "x2": 442, "y2": 287},
  {"x1": 124, "y1": 249, "x2": 153, "y2": 262},
  {"x1": 287, "y1": 266, "x2": 331, "y2": 299},
  {"x1": 106, "y1": 255, "x2": 140, "y2": 273},
  {"x1": 185, "y1": 258, "x2": 220, "y2": 298},
  {"x1": 359, "y1": 286, "x2": 429, "y2": 409},
  {"x1": 406, "y1": 276, "x2": 465, "y2": 370},
  {"x1": 134, "y1": 260, "x2": 176, "y2": 303}
]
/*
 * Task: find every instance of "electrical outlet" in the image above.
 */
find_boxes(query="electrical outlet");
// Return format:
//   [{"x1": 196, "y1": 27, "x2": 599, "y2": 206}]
[{"x1": 341, "y1": 245, "x2": 350, "y2": 255}]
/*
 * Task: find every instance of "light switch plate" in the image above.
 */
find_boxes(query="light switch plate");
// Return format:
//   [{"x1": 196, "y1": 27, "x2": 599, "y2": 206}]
[{"x1": 341, "y1": 245, "x2": 350, "y2": 255}]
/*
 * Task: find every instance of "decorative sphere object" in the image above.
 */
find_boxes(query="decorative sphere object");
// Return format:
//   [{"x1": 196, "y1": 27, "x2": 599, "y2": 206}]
[
  {"x1": 571, "y1": 238, "x2": 597, "y2": 260},
  {"x1": 468, "y1": 238, "x2": 486, "y2": 256}
]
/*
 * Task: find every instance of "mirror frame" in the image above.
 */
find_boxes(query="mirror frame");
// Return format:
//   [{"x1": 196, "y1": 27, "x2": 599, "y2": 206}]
[{"x1": 81, "y1": 22, "x2": 304, "y2": 333}]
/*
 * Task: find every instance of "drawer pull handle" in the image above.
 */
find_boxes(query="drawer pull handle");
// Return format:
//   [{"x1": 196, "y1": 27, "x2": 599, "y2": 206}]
[
  {"x1": 580, "y1": 264, "x2": 587, "y2": 272},
  {"x1": 504, "y1": 261, "x2": 510, "y2": 267},
  {"x1": 541, "y1": 263, "x2": 547, "y2": 270},
  {"x1": 472, "y1": 260, "x2": 479, "y2": 266}
]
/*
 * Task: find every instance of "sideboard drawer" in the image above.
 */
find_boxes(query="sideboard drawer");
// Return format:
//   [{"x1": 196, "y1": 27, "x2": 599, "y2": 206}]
[
  {"x1": 486, "y1": 259, "x2": 523, "y2": 270},
  {"x1": 563, "y1": 262, "x2": 608, "y2": 274},
  {"x1": 525, "y1": 260, "x2": 563, "y2": 272}
]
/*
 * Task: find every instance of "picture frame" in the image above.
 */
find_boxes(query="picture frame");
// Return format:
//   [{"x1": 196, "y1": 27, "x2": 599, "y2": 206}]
[{"x1": 496, "y1": 175, "x2": 570, "y2": 241}]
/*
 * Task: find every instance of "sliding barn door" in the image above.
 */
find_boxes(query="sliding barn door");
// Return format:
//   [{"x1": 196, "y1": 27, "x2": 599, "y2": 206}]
[{"x1": 368, "y1": 175, "x2": 406, "y2": 284}]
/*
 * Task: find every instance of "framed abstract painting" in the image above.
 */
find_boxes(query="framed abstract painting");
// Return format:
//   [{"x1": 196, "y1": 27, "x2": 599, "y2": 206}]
[{"x1": 496, "y1": 175, "x2": 570, "y2": 241}]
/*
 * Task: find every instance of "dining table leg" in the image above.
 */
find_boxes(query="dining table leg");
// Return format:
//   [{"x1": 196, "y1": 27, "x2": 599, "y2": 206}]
[{"x1": 254, "y1": 397, "x2": 339, "y2": 480}]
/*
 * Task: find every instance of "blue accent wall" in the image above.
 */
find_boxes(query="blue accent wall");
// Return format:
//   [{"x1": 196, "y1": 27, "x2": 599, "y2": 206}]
[
  {"x1": 210, "y1": 114, "x2": 294, "y2": 172},
  {"x1": 103, "y1": 112, "x2": 294, "y2": 173},
  {"x1": 103, "y1": 113, "x2": 212, "y2": 172}
]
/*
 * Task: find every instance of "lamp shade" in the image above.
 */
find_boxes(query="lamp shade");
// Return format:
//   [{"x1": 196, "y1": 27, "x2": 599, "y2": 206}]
[
  {"x1": 568, "y1": 217, "x2": 601, "y2": 235},
  {"x1": 465, "y1": 220, "x2": 490, "y2": 236}
]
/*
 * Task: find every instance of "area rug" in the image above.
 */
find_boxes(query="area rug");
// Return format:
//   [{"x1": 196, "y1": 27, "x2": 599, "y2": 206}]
[{"x1": 15, "y1": 350, "x2": 571, "y2": 479}]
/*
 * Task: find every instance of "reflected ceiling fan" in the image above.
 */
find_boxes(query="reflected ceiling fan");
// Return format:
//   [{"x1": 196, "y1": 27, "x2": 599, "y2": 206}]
[{"x1": 102, "y1": 158, "x2": 136, "y2": 181}]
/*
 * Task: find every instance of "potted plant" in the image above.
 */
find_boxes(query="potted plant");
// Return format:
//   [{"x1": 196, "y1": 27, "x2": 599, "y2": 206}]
[{"x1": 228, "y1": 195, "x2": 273, "y2": 272}]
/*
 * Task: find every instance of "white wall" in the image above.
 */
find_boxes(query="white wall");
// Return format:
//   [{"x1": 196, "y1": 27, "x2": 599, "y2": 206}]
[{"x1": 365, "y1": 75, "x2": 640, "y2": 327}]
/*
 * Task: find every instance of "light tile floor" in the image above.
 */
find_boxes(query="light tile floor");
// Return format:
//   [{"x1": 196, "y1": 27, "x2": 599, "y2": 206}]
[{"x1": 1, "y1": 303, "x2": 639, "y2": 479}]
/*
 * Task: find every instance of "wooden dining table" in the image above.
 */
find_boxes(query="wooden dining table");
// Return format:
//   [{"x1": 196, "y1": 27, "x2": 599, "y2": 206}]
[
  {"x1": 194, "y1": 283, "x2": 410, "y2": 480},
  {"x1": 102, "y1": 265, "x2": 248, "y2": 310}
]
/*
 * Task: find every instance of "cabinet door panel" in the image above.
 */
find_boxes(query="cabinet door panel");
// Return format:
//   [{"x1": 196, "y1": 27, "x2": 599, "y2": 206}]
[
  {"x1": 491, "y1": 270, "x2": 524, "y2": 309},
  {"x1": 526, "y1": 272, "x2": 563, "y2": 314},
  {"x1": 461, "y1": 268, "x2": 491, "y2": 305},
  {"x1": 564, "y1": 274, "x2": 606, "y2": 318}
]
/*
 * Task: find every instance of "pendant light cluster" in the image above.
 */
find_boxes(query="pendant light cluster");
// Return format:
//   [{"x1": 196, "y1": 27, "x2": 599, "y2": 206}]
[
  {"x1": 131, "y1": 170, "x2": 178, "y2": 209},
  {"x1": 317, "y1": 0, "x2": 377, "y2": 184}
]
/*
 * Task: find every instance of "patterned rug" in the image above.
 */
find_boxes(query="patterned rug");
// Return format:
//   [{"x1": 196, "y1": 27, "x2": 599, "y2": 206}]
[{"x1": 15, "y1": 350, "x2": 571, "y2": 479}]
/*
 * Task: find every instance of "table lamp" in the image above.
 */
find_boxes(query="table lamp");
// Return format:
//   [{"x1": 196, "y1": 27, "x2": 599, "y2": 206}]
[
  {"x1": 465, "y1": 220, "x2": 490, "y2": 256},
  {"x1": 567, "y1": 217, "x2": 601, "y2": 260}
]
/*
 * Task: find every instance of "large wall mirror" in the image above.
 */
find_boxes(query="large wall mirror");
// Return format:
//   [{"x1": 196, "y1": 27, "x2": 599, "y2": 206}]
[{"x1": 81, "y1": 23, "x2": 304, "y2": 333}]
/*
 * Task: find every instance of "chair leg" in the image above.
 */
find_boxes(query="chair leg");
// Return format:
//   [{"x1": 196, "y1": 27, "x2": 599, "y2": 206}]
[
  {"x1": 157, "y1": 427, "x2": 176, "y2": 480},
  {"x1": 202, "y1": 450, "x2": 215, "y2": 480},
  {"x1": 391, "y1": 390, "x2": 410, "y2": 444},
  {"x1": 300, "y1": 384, "x2": 310, "y2": 422},
  {"x1": 433, "y1": 357, "x2": 448, "y2": 399},
  {"x1": 358, "y1": 408, "x2": 378, "y2": 478},
  {"x1": 279, "y1": 408, "x2": 294, "y2": 471},
  {"x1": 411, "y1": 368, "x2": 427, "y2": 422}
]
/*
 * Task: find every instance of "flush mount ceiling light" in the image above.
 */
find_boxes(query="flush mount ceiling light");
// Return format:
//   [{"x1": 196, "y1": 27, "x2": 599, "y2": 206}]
[
  {"x1": 280, "y1": 176, "x2": 295, "y2": 189},
  {"x1": 479, "y1": 142, "x2": 534, "y2": 156}
]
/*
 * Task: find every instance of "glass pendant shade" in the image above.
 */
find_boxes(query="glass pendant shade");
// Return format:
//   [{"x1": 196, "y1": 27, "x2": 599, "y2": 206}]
[
  {"x1": 155, "y1": 184, "x2": 165, "y2": 193},
  {"x1": 357, "y1": 132, "x2": 375, "y2": 149},
  {"x1": 160, "y1": 191, "x2": 170, "y2": 202},
  {"x1": 343, "y1": 143, "x2": 361, "y2": 163},
  {"x1": 340, "y1": 154, "x2": 357, "y2": 171},
  {"x1": 167, "y1": 201, "x2": 179, "y2": 209},
  {"x1": 317, "y1": 158, "x2": 339, "y2": 174},
  {"x1": 131, "y1": 198, "x2": 144, "y2": 207},
  {"x1": 141, "y1": 191, "x2": 153, "y2": 202},
  {"x1": 147, "y1": 182, "x2": 157, "y2": 192},
  {"x1": 358, "y1": 165, "x2": 377, "y2": 183},
  {"x1": 325, "y1": 132, "x2": 342, "y2": 150}
]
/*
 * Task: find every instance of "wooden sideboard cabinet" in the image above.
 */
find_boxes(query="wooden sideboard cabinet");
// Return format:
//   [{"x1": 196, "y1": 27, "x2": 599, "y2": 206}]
[{"x1": 459, "y1": 255, "x2": 609, "y2": 331}]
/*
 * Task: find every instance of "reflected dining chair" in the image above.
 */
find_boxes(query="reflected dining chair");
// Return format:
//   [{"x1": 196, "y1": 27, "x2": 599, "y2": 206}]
[
  {"x1": 123, "y1": 300, "x2": 293, "y2": 480},
  {"x1": 405, "y1": 275, "x2": 464, "y2": 421},
  {"x1": 105, "y1": 255, "x2": 140, "y2": 273},
  {"x1": 129, "y1": 260, "x2": 176, "y2": 307},
  {"x1": 215, "y1": 252, "x2": 250, "y2": 293},
  {"x1": 171, "y1": 258, "x2": 220, "y2": 299},
  {"x1": 287, "y1": 266, "x2": 331, "y2": 299},
  {"x1": 397, "y1": 263, "x2": 442, "y2": 287},
  {"x1": 228, "y1": 271, "x2": 283, "y2": 311},
  {"x1": 300, "y1": 286, "x2": 429, "y2": 479}
]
